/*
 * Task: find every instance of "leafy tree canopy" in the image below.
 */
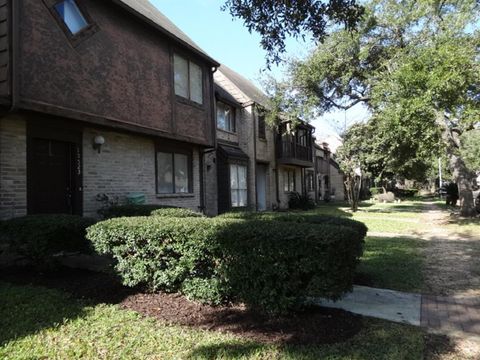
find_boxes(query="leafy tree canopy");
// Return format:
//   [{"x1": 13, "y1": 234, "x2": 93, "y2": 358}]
[{"x1": 222, "y1": 0, "x2": 364, "y2": 65}]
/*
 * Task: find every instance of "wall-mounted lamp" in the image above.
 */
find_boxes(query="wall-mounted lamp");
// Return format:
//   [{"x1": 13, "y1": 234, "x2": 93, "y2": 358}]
[{"x1": 93, "y1": 135, "x2": 105, "y2": 153}]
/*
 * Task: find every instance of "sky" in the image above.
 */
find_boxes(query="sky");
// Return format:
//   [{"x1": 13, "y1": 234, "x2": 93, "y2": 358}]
[{"x1": 152, "y1": 0, "x2": 370, "y2": 139}]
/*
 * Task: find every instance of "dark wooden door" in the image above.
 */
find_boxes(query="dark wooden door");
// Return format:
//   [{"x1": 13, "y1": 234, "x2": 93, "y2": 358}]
[{"x1": 29, "y1": 138, "x2": 80, "y2": 215}]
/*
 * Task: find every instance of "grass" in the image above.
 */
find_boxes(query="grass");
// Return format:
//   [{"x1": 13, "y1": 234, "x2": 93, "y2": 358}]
[
  {"x1": 358, "y1": 236, "x2": 427, "y2": 293},
  {"x1": 311, "y1": 200, "x2": 427, "y2": 234},
  {"x1": 0, "y1": 283, "x2": 427, "y2": 360}
]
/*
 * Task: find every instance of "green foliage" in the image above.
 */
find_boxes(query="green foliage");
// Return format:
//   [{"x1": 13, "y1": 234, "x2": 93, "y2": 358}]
[
  {"x1": 99, "y1": 204, "x2": 176, "y2": 219},
  {"x1": 150, "y1": 208, "x2": 204, "y2": 218},
  {"x1": 461, "y1": 130, "x2": 480, "y2": 171},
  {"x1": 287, "y1": 192, "x2": 315, "y2": 210},
  {"x1": 222, "y1": 0, "x2": 364, "y2": 66},
  {"x1": 370, "y1": 187, "x2": 382, "y2": 196},
  {"x1": 0, "y1": 215, "x2": 96, "y2": 268},
  {"x1": 87, "y1": 215, "x2": 366, "y2": 315}
]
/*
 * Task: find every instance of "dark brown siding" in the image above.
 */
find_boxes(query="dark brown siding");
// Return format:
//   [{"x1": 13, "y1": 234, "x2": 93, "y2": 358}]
[
  {"x1": 17, "y1": 0, "x2": 214, "y2": 146},
  {"x1": 0, "y1": 0, "x2": 9, "y2": 98}
]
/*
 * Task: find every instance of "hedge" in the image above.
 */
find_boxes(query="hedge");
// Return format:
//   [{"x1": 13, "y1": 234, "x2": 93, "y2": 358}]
[
  {"x1": 99, "y1": 204, "x2": 177, "y2": 219},
  {"x1": 87, "y1": 215, "x2": 365, "y2": 315},
  {"x1": 219, "y1": 212, "x2": 368, "y2": 239},
  {"x1": 0, "y1": 215, "x2": 96, "y2": 268},
  {"x1": 150, "y1": 208, "x2": 204, "y2": 218}
]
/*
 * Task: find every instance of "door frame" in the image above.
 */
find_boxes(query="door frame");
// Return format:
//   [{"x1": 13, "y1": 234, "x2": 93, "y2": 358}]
[
  {"x1": 256, "y1": 162, "x2": 268, "y2": 211},
  {"x1": 27, "y1": 118, "x2": 83, "y2": 216}
]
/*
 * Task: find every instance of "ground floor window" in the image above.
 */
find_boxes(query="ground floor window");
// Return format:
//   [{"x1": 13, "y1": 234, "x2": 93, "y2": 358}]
[
  {"x1": 306, "y1": 170, "x2": 314, "y2": 192},
  {"x1": 230, "y1": 164, "x2": 247, "y2": 207},
  {"x1": 283, "y1": 169, "x2": 295, "y2": 192},
  {"x1": 157, "y1": 151, "x2": 191, "y2": 194}
]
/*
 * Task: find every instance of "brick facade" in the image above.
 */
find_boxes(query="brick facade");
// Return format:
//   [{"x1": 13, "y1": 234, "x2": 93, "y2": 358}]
[
  {"x1": 0, "y1": 116, "x2": 27, "y2": 219},
  {"x1": 82, "y1": 128, "x2": 203, "y2": 218}
]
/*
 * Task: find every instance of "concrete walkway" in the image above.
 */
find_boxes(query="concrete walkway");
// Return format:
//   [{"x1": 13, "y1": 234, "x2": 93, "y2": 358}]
[
  {"x1": 315, "y1": 286, "x2": 480, "y2": 339},
  {"x1": 315, "y1": 286, "x2": 421, "y2": 326}
]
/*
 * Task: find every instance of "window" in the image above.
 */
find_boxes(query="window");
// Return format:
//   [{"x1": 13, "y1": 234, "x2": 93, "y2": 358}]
[
  {"x1": 217, "y1": 101, "x2": 235, "y2": 132},
  {"x1": 306, "y1": 171, "x2": 314, "y2": 192},
  {"x1": 174, "y1": 54, "x2": 203, "y2": 104},
  {"x1": 230, "y1": 164, "x2": 247, "y2": 207},
  {"x1": 54, "y1": 0, "x2": 89, "y2": 35},
  {"x1": 283, "y1": 169, "x2": 295, "y2": 192},
  {"x1": 157, "y1": 151, "x2": 191, "y2": 194},
  {"x1": 258, "y1": 114, "x2": 266, "y2": 139}
]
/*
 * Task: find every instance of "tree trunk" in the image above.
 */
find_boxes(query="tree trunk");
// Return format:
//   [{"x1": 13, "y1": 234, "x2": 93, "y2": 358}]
[
  {"x1": 435, "y1": 111, "x2": 476, "y2": 217},
  {"x1": 448, "y1": 153, "x2": 476, "y2": 217}
]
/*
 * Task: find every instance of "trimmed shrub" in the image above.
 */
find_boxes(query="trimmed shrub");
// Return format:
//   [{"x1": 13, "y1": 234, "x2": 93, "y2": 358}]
[
  {"x1": 375, "y1": 192, "x2": 396, "y2": 203},
  {"x1": 288, "y1": 192, "x2": 316, "y2": 210},
  {"x1": 87, "y1": 215, "x2": 365, "y2": 315},
  {"x1": 99, "y1": 204, "x2": 176, "y2": 219},
  {"x1": 87, "y1": 217, "x2": 225, "y2": 295},
  {"x1": 393, "y1": 188, "x2": 418, "y2": 198},
  {"x1": 0, "y1": 215, "x2": 96, "y2": 268},
  {"x1": 150, "y1": 208, "x2": 204, "y2": 218},
  {"x1": 219, "y1": 212, "x2": 368, "y2": 239}
]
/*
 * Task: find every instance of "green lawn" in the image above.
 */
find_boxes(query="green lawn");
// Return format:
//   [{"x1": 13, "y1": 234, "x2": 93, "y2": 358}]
[
  {"x1": 0, "y1": 283, "x2": 426, "y2": 360},
  {"x1": 358, "y1": 236, "x2": 427, "y2": 293}
]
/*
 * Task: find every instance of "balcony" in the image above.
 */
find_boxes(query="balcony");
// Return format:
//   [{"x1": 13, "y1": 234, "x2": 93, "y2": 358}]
[{"x1": 276, "y1": 137, "x2": 314, "y2": 168}]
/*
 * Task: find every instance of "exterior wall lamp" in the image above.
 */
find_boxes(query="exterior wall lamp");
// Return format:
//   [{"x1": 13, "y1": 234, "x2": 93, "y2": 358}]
[{"x1": 93, "y1": 135, "x2": 105, "y2": 153}]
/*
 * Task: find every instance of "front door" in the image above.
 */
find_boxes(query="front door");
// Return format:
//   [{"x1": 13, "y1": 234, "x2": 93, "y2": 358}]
[
  {"x1": 28, "y1": 138, "x2": 82, "y2": 215},
  {"x1": 256, "y1": 164, "x2": 267, "y2": 211}
]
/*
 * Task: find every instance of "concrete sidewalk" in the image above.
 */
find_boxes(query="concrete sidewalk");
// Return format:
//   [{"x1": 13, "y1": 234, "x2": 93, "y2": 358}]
[
  {"x1": 314, "y1": 286, "x2": 480, "y2": 339},
  {"x1": 314, "y1": 286, "x2": 421, "y2": 326}
]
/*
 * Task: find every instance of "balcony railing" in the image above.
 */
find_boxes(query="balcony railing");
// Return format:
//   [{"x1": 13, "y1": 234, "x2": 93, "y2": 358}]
[{"x1": 276, "y1": 139, "x2": 313, "y2": 164}]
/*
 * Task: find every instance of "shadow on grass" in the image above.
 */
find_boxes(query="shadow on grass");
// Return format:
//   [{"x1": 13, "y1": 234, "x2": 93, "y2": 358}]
[
  {"x1": 0, "y1": 282, "x2": 87, "y2": 346},
  {"x1": 356, "y1": 236, "x2": 428, "y2": 293},
  {"x1": 0, "y1": 266, "x2": 138, "y2": 346}
]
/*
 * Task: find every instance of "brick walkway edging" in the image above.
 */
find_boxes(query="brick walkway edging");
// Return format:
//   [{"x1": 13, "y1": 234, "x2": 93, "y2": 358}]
[{"x1": 421, "y1": 294, "x2": 480, "y2": 338}]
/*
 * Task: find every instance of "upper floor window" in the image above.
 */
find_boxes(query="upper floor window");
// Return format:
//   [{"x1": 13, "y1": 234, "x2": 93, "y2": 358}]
[
  {"x1": 174, "y1": 54, "x2": 203, "y2": 104},
  {"x1": 217, "y1": 101, "x2": 235, "y2": 132},
  {"x1": 54, "y1": 0, "x2": 89, "y2": 35},
  {"x1": 258, "y1": 114, "x2": 266, "y2": 139}
]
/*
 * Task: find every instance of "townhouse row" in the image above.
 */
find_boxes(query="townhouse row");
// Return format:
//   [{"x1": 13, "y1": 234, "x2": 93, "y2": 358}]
[{"x1": 0, "y1": 0, "x2": 344, "y2": 219}]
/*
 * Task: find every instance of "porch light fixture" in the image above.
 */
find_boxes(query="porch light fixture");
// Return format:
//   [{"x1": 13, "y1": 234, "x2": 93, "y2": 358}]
[{"x1": 93, "y1": 135, "x2": 105, "y2": 153}]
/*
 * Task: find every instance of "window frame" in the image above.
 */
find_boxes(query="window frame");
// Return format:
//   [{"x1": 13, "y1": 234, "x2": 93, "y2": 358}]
[
  {"x1": 258, "y1": 114, "x2": 266, "y2": 140},
  {"x1": 229, "y1": 163, "x2": 248, "y2": 208},
  {"x1": 306, "y1": 170, "x2": 315, "y2": 192},
  {"x1": 173, "y1": 52, "x2": 205, "y2": 106},
  {"x1": 216, "y1": 101, "x2": 236, "y2": 133},
  {"x1": 44, "y1": 0, "x2": 97, "y2": 47},
  {"x1": 283, "y1": 168, "x2": 296, "y2": 193},
  {"x1": 155, "y1": 145, "x2": 193, "y2": 195}
]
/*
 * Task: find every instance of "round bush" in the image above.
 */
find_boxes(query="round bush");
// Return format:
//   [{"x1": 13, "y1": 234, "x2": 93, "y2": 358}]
[{"x1": 87, "y1": 215, "x2": 366, "y2": 315}]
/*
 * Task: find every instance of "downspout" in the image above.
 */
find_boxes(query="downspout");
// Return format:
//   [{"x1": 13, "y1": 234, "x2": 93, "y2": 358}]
[
  {"x1": 252, "y1": 104, "x2": 257, "y2": 210},
  {"x1": 6, "y1": 0, "x2": 18, "y2": 113},
  {"x1": 199, "y1": 66, "x2": 218, "y2": 214}
]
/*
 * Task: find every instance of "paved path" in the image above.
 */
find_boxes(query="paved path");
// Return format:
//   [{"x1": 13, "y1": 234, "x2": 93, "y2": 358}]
[{"x1": 316, "y1": 286, "x2": 480, "y2": 339}]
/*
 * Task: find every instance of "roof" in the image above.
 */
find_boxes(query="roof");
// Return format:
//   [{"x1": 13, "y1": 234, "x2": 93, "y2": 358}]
[
  {"x1": 113, "y1": 0, "x2": 219, "y2": 66},
  {"x1": 215, "y1": 84, "x2": 242, "y2": 107},
  {"x1": 218, "y1": 144, "x2": 249, "y2": 161},
  {"x1": 217, "y1": 64, "x2": 269, "y2": 107}
]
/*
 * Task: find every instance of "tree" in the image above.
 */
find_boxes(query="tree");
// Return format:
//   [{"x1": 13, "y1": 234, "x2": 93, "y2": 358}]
[
  {"x1": 270, "y1": 0, "x2": 480, "y2": 216},
  {"x1": 222, "y1": 0, "x2": 364, "y2": 65}
]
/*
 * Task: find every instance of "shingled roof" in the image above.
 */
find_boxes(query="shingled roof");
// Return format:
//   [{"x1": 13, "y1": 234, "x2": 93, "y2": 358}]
[
  {"x1": 113, "y1": 0, "x2": 219, "y2": 66},
  {"x1": 217, "y1": 64, "x2": 269, "y2": 107}
]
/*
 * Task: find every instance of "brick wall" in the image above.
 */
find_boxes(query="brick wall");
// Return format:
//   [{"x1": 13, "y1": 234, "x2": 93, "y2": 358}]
[
  {"x1": 0, "y1": 116, "x2": 27, "y2": 219},
  {"x1": 82, "y1": 128, "x2": 202, "y2": 218}
]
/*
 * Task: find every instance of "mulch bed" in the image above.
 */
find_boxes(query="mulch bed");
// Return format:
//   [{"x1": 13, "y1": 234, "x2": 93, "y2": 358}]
[{"x1": 0, "y1": 266, "x2": 362, "y2": 345}]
